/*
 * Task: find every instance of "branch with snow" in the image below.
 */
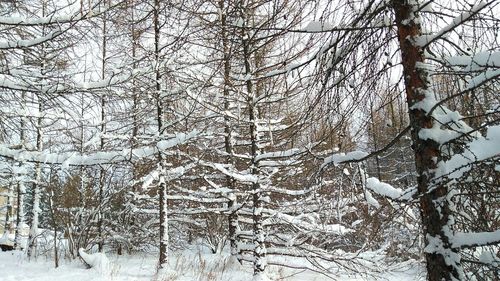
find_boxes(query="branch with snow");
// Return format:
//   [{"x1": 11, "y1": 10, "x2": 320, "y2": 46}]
[
  {"x1": 0, "y1": 131, "x2": 198, "y2": 166},
  {"x1": 452, "y1": 229, "x2": 500, "y2": 249},
  {"x1": 321, "y1": 151, "x2": 368, "y2": 170},
  {"x1": 416, "y1": 1, "x2": 492, "y2": 48},
  {"x1": 0, "y1": 5, "x2": 110, "y2": 26},
  {"x1": 0, "y1": 29, "x2": 64, "y2": 50},
  {"x1": 435, "y1": 125, "x2": 500, "y2": 181},
  {"x1": 365, "y1": 177, "x2": 403, "y2": 200}
]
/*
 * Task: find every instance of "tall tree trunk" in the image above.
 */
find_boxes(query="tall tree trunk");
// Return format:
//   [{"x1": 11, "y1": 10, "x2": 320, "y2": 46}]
[
  {"x1": 97, "y1": 0, "x2": 108, "y2": 253},
  {"x1": 240, "y1": 6, "x2": 266, "y2": 274},
  {"x1": 27, "y1": 0, "x2": 48, "y2": 259},
  {"x1": 391, "y1": 1, "x2": 463, "y2": 280},
  {"x1": 218, "y1": 0, "x2": 239, "y2": 260},
  {"x1": 27, "y1": 99, "x2": 43, "y2": 259},
  {"x1": 15, "y1": 93, "x2": 26, "y2": 250},
  {"x1": 49, "y1": 189, "x2": 58, "y2": 268},
  {"x1": 154, "y1": 0, "x2": 168, "y2": 268}
]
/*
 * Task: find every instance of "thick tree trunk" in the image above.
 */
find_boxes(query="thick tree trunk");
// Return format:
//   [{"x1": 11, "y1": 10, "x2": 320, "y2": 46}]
[{"x1": 391, "y1": 1, "x2": 462, "y2": 280}]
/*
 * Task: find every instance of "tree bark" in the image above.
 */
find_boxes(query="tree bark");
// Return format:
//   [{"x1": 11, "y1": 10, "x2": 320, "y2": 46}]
[
  {"x1": 218, "y1": 0, "x2": 240, "y2": 260},
  {"x1": 391, "y1": 1, "x2": 463, "y2": 280},
  {"x1": 154, "y1": 0, "x2": 168, "y2": 268},
  {"x1": 97, "y1": 0, "x2": 108, "y2": 253},
  {"x1": 240, "y1": 8, "x2": 267, "y2": 275},
  {"x1": 27, "y1": 99, "x2": 43, "y2": 259}
]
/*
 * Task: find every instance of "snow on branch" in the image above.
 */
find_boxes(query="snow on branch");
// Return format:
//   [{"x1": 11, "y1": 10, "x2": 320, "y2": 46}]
[
  {"x1": 365, "y1": 177, "x2": 403, "y2": 200},
  {"x1": 198, "y1": 161, "x2": 258, "y2": 183},
  {"x1": 255, "y1": 148, "x2": 302, "y2": 162},
  {"x1": 0, "y1": 5, "x2": 109, "y2": 26},
  {"x1": 435, "y1": 125, "x2": 500, "y2": 180},
  {"x1": 465, "y1": 68, "x2": 500, "y2": 90},
  {"x1": 318, "y1": 127, "x2": 411, "y2": 174},
  {"x1": 0, "y1": 29, "x2": 63, "y2": 50},
  {"x1": 0, "y1": 131, "x2": 198, "y2": 166},
  {"x1": 321, "y1": 150, "x2": 368, "y2": 169},
  {"x1": 452, "y1": 229, "x2": 500, "y2": 249},
  {"x1": 446, "y1": 51, "x2": 500, "y2": 70},
  {"x1": 1, "y1": 65, "x2": 149, "y2": 95},
  {"x1": 269, "y1": 212, "x2": 353, "y2": 235},
  {"x1": 416, "y1": 1, "x2": 491, "y2": 48}
]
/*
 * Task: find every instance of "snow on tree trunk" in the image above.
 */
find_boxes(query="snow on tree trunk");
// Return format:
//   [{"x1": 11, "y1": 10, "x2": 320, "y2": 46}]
[
  {"x1": 220, "y1": 0, "x2": 240, "y2": 259},
  {"x1": 15, "y1": 93, "x2": 27, "y2": 250},
  {"x1": 27, "y1": 99, "x2": 44, "y2": 259},
  {"x1": 27, "y1": 160, "x2": 42, "y2": 259},
  {"x1": 228, "y1": 194, "x2": 239, "y2": 257},
  {"x1": 158, "y1": 159, "x2": 168, "y2": 268},
  {"x1": 391, "y1": 0, "x2": 463, "y2": 280},
  {"x1": 242, "y1": 23, "x2": 267, "y2": 275},
  {"x1": 14, "y1": 180, "x2": 25, "y2": 250},
  {"x1": 154, "y1": 0, "x2": 168, "y2": 269},
  {"x1": 247, "y1": 65, "x2": 266, "y2": 276},
  {"x1": 252, "y1": 186, "x2": 267, "y2": 275},
  {"x1": 97, "y1": 0, "x2": 108, "y2": 253}
]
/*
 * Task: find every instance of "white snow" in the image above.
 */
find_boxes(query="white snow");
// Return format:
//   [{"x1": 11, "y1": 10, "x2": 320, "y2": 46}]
[
  {"x1": 78, "y1": 248, "x2": 110, "y2": 274},
  {"x1": 0, "y1": 249, "x2": 423, "y2": 281},
  {"x1": 452, "y1": 229, "x2": 500, "y2": 248},
  {"x1": 303, "y1": 21, "x2": 334, "y2": 32},
  {"x1": 0, "y1": 131, "x2": 198, "y2": 166},
  {"x1": 321, "y1": 150, "x2": 368, "y2": 168},
  {"x1": 365, "y1": 177, "x2": 403, "y2": 199},
  {"x1": 436, "y1": 125, "x2": 500, "y2": 180},
  {"x1": 446, "y1": 51, "x2": 500, "y2": 70},
  {"x1": 415, "y1": 1, "x2": 488, "y2": 47},
  {"x1": 0, "y1": 6, "x2": 108, "y2": 26},
  {"x1": 365, "y1": 189, "x2": 381, "y2": 208}
]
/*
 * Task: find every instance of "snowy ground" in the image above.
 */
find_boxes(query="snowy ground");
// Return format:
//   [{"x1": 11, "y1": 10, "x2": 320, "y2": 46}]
[{"x1": 0, "y1": 248, "x2": 424, "y2": 281}]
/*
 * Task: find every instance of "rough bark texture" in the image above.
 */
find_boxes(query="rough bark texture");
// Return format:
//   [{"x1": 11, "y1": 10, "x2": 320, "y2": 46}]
[
  {"x1": 98, "y1": 3, "x2": 107, "y2": 252},
  {"x1": 219, "y1": 0, "x2": 240, "y2": 259},
  {"x1": 14, "y1": 93, "x2": 26, "y2": 250},
  {"x1": 27, "y1": 100, "x2": 44, "y2": 259},
  {"x1": 239, "y1": 3, "x2": 266, "y2": 273},
  {"x1": 154, "y1": 0, "x2": 168, "y2": 268},
  {"x1": 391, "y1": 1, "x2": 462, "y2": 280},
  {"x1": 245, "y1": 38, "x2": 267, "y2": 278},
  {"x1": 14, "y1": 180, "x2": 24, "y2": 249}
]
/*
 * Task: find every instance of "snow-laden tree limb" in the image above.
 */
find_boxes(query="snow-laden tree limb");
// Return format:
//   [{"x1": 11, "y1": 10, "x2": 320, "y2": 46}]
[
  {"x1": 365, "y1": 177, "x2": 403, "y2": 199},
  {"x1": 0, "y1": 4, "x2": 112, "y2": 26},
  {"x1": 0, "y1": 131, "x2": 198, "y2": 166},
  {"x1": 416, "y1": 1, "x2": 493, "y2": 48},
  {"x1": 0, "y1": 30, "x2": 64, "y2": 50},
  {"x1": 435, "y1": 125, "x2": 500, "y2": 181},
  {"x1": 452, "y1": 229, "x2": 500, "y2": 249}
]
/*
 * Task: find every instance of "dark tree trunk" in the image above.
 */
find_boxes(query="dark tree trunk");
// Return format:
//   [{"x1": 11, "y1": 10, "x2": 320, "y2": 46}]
[
  {"x1": 154, "y1": 0, "x2": 168, "y2": 269},
  {"x1": 391, "y1": 1, "x2": 462, "y2": 280},
  {"x1": 218, "y1": 0, "x2": 240, "y2": 260}
]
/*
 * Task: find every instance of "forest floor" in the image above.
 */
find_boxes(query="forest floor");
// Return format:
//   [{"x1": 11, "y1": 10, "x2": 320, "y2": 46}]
[{"x1": 0, "y1": 247, "x2": 424, "y2": 280}]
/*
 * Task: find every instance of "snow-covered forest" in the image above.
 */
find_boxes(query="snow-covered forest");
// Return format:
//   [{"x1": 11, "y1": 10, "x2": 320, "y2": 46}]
[{"x1": 0, "y1": 0, "x2": 498, "y2": 280}]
